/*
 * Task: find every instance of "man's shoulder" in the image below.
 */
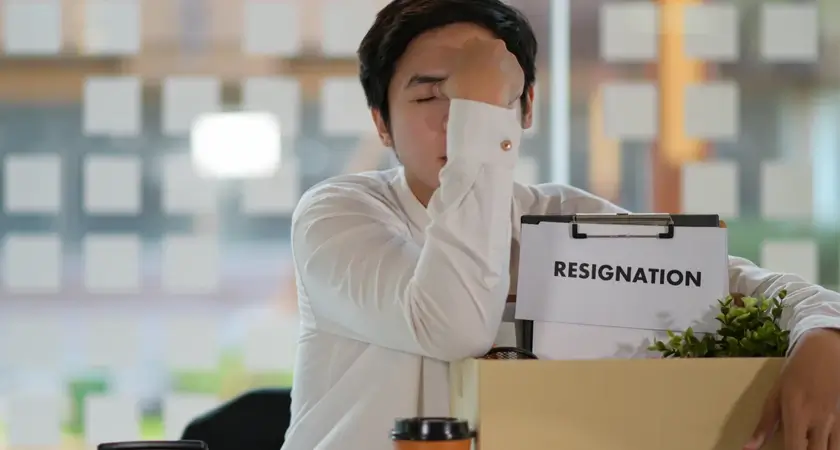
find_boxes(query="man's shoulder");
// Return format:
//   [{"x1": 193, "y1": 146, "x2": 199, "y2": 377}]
[
  {"x1": 515, "y1": 182, "x2": 628, "y2": 215},
  {"x1": 293, "y1": 169, "x2": 401, "y2": 221}
]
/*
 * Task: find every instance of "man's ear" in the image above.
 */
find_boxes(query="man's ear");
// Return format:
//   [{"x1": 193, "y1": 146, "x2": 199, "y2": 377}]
[
  {"x1": 521, "y1": 85, "x2": 535, "y2": 130},
  {"x1": 371, "y1": 108, "x2": 393, "y2": 147}
]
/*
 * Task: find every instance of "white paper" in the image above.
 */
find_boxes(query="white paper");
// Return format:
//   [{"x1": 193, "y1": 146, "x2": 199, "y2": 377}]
[
  {"x1": 529, "y1": 322, "x2": 716, "y2": 360},
  {"x1": 515, "y1": 220, "x2": 728, "y2": 360}
]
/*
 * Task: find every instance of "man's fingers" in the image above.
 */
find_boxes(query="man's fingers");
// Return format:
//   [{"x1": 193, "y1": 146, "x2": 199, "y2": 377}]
[
  {"x1": 828, "y1": 414, "x2": 840, "y2": 450},
  {"x1": 745, "y1": 390, "x2": 781, "y2": 449},
  {"x1": 808, "y1": 415, "x2": 832, "y2": 450},
  {"x1": 784, "y1": 398, "x2": 810, "y2": 450}
]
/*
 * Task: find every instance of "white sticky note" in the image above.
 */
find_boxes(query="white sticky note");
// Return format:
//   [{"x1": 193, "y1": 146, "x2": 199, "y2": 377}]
[
  {"x1": 684, "y1": 82, "x2": 739, "y2": 140},
  {"x1": 6, "y1": 394, "x2": 63, "y2": 446},
  {"x1": 2, "y1": 234, "x2": 62, "y2": 294},
  {"x1": 242, "y1": 77, "x2": 302, "y2": 138},
  {"x1": 243, "y1": 316, "x2": 299, "y2": 372},
  {"x1": 84, "y1": 395, "x2": 141, "y2": 445},
  {"x1": 683, "y1": 4, "x2": 738, "y2": 61},
  {"x1": 602, "y1": 82, "x2": 657, "y2": 140},
  {"x1": 84, "y1": 317, "x2": 140, "y2": 369},
  {"x1": 162, "y1": 394, "x2": 220, "y2": 440},
  {"x1": 84, "y1": 0, "x2": 141, "y2": 55},
  {"x1": 761, "y1": 240, "x2": 818, "y2": 284},
  {"x1": 161, "y1": 154, "x2": 218, "y2": 214},
  {"x1": 83, "y1": 234, "x2": 141, "y2": 293},
  {"x1": 321, "y1": 77, "x2": 376, "y2": 135},
  {"x1": 163, "y1": 317, "x2": 221, "y2": 371},
  {"x1": 321, "y1": 0, "x2": 377, "y2": 57},
  {"x1": 161, "y1": 235, "x2": 220, "y2": 294},
  {"x1": 760, "y1": 4, "x2": 819, "y2": 63},
  {"x1": 4, "y1": 153, "x2": 62, "y2": 214},
  {"x1": 681, "y1": 161, "x2": 739, "y2": 218},
  {"x1": 3, "y1": 0, "x2": 62, "y2": 55},
  {"x1": 760, "y1": 161, "x2": 812, "y2": 220},
  {"x1": 599, "y1": 2, "x2": 658, "y2": 62},
  {"x1": 84, "y1": 155, "x2": 142, "y2": 215},
  {"x1": 243, "y1": 1, "x2": 301, "y2": 56},
  {"x1": 241, "y1": 158, "x2": 301, "y2": 216},
  {"x1": 191, "y1": 112, "x2": 281, "y2": 179},
  {"x1": 0, "y1": 318, "x2": 62, "y2": 369},
  {"x1": 162, "y1": 77, "x2": 222, "y2": 135},
  {"x1": 84, "y1": 76, "x2": 142, "y2": 136},
  {"x1": 515, "y1": 156, "x2": 539, "y2": 185}
]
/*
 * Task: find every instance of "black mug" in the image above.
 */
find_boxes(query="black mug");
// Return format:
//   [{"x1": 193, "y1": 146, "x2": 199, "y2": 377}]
[{"x1": 98, "y1": 441, "x2": 208, "y2": 450}]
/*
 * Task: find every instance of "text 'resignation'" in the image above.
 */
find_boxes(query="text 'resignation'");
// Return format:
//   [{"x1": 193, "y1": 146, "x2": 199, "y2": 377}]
[{"x1": 554, "y1": 261, "x2": 702, "y2": 288}]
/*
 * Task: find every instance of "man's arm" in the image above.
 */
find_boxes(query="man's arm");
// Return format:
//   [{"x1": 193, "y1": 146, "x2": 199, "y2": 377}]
[
  {"x1": 727, "y1": 257, "x2": 840, "y2": 347},
  {"x1": 292, "y1": 99, "x2": 521, "y2": 362}
]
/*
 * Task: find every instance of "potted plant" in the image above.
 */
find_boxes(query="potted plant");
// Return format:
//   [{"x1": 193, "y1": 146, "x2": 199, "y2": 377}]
[{"x1": 649, "y1": 290, "x2": 790, "y2": 358}]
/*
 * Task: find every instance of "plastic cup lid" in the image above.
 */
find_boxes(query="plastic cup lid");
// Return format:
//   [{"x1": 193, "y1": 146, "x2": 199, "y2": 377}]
[
  {"x1": 391, "y1": 417, "x2": 472, "y2": 441},
  {"x1": 97, "y1": 441, "x2": 208, "y2": 450}
]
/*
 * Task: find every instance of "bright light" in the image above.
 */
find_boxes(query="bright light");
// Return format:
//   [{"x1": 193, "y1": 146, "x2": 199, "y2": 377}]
[{"x1": 190, "y1": 111, "x2": 281, "y2": 178}]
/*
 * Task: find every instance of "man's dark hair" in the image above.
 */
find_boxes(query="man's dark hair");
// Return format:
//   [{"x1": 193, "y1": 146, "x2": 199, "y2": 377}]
[{"x1": 357, "y1": 0, "x2": 538, "y2": 128}]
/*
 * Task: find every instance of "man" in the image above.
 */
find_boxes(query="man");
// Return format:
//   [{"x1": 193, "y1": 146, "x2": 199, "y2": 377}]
[{"x1": 284, "y1": 1, "x2": 840, "y2": 449}]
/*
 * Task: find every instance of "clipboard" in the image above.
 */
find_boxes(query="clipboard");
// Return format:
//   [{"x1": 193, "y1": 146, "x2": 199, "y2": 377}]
[{"x1": 514, "y1": 213, "x2": 726, "y2": 354}]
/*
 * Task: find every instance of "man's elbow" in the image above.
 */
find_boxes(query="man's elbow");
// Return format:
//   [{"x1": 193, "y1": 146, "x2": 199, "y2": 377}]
[
  {"x1": 426, "y1": 327, "x2": 497, "y2": 362},
  {"x1": 407, "y1": 284, "x2": 504, "y2": 361}
]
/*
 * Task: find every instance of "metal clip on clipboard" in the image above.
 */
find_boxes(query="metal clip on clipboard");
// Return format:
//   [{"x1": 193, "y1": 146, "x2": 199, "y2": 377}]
[{"x1": 570, "y1": 213, "x2": 675, "y2": 240}]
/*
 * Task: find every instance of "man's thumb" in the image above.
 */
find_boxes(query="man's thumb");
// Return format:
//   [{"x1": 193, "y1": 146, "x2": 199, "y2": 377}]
[{"x1": 744, "y1": 392, "x2": 781, "y2": 450}]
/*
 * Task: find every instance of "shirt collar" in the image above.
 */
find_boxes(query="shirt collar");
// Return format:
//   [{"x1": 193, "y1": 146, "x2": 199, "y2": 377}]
[{"x1": 393, "y1": 166, "x2": 431, "y2": 231}]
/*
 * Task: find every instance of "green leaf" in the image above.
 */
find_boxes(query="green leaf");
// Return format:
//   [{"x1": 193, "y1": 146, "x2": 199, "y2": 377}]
[
  {"x1": 648, "y1": 291, "x2": 789, "y2": 359},
  {"x1": 684, "y1": 327, "x2": 697, "y2": 344},
  {"x1": 695, "y1": 340, "x2": 709, "y2": 357}
]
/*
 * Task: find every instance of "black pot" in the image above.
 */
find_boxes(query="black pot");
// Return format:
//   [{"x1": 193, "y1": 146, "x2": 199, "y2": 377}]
[{"x1": 98, "y1": 441, "x2": 208, "y2": 450}]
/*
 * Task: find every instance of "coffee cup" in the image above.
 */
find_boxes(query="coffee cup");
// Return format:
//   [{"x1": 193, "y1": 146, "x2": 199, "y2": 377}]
[
  {"x1": 391, "y1": 417, "x2": 473, "y2": 449},
  {"x1": 98, "y1": 441, "x2": 208, "y2": 450}
]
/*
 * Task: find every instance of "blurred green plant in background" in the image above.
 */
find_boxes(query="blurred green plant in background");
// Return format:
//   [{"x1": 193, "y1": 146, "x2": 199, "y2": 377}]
[{"x1": 0, "y1": 350, "x2": 294, "y2": 445}]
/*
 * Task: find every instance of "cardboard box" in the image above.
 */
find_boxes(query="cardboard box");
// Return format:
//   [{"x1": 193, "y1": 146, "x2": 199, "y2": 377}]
[{"x1": 450, "y1": 357, "x2": 785, "y2": 450}]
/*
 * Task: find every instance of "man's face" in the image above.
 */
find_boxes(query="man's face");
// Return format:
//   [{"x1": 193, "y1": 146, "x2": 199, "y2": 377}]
[{"x1": 371, "y1": 23, "x2": 534, "y2": 202}]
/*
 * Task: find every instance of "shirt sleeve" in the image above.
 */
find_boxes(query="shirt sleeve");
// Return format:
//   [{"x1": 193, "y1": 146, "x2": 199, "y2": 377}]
[
  {"x1": 292, "y1": 99, "x2": 522, "y2": 362},
  {"x1": 727, "y1": 256, "x2": 840, "y2": 350}
]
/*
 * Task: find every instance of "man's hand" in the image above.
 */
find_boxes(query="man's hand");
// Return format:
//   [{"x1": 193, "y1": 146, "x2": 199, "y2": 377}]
[
  {"x1": 745, "y1": 328, "x2": 840, "y2": 450},
  {"x1": 434, "y1": 38, "x2": 524, "y2": 108}
]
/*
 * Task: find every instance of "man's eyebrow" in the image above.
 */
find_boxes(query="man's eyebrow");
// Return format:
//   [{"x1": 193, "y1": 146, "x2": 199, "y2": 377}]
[{"x1": 405, "y1": 74, "x2": 446, "y2": 89}]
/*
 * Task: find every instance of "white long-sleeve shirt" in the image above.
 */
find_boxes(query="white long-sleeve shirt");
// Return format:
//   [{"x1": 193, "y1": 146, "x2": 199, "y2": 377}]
[{"x1": 283, "y1": 99, "x2": 840, "y2": 450}]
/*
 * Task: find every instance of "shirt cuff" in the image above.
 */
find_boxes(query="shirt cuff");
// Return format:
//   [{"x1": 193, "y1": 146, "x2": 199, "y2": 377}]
[
  {"x1": 446, "y1": 99, "x2": 522, "y2": 169},
  {"x1": 789, "y1": 315, "x2": 840, "y2": 353}
]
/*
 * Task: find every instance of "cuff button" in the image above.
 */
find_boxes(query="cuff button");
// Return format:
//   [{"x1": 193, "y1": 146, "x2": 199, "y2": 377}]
[{"x1": 500, "y1": 140, "x2": 512, "y2": 151}]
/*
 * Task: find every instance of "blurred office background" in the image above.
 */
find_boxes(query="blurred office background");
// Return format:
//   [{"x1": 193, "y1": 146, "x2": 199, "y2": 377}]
[{"x1": 0, "y1": 0, "x2": 836, "y2": 448}]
